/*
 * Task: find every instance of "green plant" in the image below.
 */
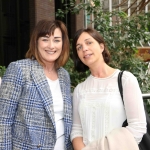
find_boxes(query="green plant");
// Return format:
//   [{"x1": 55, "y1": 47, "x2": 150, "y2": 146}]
[
  {"x1": 0, "y1": 66, "x2": 6, "y2": 77},
  {"x1": 57, "y1": 0, "x2": 150, "y2": 94},
  {"x1": 57, "y1": 0, "x2": 150, "y2": 113},
  {"x1": 64, "y1": 57, "x2": 89, "y2": 92}
]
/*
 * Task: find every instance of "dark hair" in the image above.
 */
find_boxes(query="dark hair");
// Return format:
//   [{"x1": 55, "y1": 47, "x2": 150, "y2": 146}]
[
  {"x1": 72, "y1": 27, "x2": 111, "y2": 72},
  {"x1": 26, "y1": 19, "x2": 70, "y2": 69}
]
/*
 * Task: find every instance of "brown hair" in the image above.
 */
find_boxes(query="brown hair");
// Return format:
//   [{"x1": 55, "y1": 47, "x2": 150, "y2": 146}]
[
  {"x1": 72, "y1": 27, "x2": 111, "y2": 72},
  {"x1": 25, "y1": 19, "x2": 70, "y2": 69}
]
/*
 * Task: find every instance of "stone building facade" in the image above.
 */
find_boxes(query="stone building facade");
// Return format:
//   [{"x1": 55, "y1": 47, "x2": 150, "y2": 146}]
[{"x1": 0, "y1": 0, "x2": 84, "y2": 66}]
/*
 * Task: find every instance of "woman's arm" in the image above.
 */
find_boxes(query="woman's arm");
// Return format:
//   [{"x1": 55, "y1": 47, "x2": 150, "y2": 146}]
[
  {"x1": 71, "y1": 86, "x2": 85, "y2": 149},
  {"x1": 0, "y1": 62, "x2": 23, "y2": 149},
  {"x1": 72, "y1": 137, "x2": 85, "y2": 150},
  {"x1": 123, "y1": 71, "x2": 147, "y2": 144}
]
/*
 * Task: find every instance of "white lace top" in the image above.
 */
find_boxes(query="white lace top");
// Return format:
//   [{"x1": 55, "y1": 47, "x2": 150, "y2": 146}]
[{"x1": 71, "y1": 69, "x2": 146, "y2": 145}]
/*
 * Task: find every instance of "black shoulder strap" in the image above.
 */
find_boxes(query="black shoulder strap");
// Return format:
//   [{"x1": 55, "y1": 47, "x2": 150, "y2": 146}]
[{"x1": 118, "y1": 71, "x2": 124, "y2": 104}]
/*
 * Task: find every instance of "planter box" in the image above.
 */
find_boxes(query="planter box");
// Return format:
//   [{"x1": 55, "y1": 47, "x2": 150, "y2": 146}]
[{"x1": 137, "y1": 47, "x2": 150, "y2": 62}]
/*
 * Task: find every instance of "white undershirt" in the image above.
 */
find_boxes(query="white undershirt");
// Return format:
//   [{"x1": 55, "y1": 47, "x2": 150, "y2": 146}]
[{"x1": 46, "y1": 77, "x2": 65, "y2": 150}]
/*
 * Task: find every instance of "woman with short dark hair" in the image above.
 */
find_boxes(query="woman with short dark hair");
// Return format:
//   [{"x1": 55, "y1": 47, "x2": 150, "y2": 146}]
[{"x1": 71, "y1": 27, "x2": 146, "y2": 150}]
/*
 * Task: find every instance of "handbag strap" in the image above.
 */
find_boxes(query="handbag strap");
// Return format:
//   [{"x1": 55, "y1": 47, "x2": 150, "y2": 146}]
[{"x1": 118, "y1": 71, "x2": 124, "y2": 104}]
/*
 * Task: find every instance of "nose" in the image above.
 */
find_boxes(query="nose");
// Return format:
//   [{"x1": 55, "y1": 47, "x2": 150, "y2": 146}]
[
  {"x1": 48, "y1": 40, "x2": 54, "y2": 49},
  {"x1": 82, "y1": 44, "x2": 88, "y2": 52}
]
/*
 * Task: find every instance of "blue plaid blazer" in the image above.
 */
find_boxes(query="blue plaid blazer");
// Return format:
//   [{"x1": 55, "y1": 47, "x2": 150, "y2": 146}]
[{"x1": 0, "y1": 59, "x2": 73, "y2": 150}]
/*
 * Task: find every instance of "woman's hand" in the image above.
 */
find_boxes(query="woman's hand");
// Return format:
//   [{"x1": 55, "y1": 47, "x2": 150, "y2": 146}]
[{"x1": 72, "y1": 137, "x2": 85, "y2": 150}]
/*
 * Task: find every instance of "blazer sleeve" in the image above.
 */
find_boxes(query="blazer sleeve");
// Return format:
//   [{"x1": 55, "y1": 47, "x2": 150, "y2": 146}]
[{"x1": 0, "y1": 62, "x2": 23, "y2": 149}]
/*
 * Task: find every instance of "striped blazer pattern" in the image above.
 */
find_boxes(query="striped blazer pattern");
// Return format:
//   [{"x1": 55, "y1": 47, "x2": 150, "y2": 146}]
[{"x1": 0, "y1": 59, "x2": 73, "y2": 150}]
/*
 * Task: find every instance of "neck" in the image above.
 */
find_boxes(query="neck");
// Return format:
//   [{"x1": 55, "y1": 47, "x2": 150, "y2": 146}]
[
  {"x1": 90, "y1": 64, "x2": 115, "y2": 78},
  {"x1": 45, "y1": 65, "x2": 55, "y2": 74}
]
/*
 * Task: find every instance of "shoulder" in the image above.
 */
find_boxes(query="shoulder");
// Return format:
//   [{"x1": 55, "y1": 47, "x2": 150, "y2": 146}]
[
  {"x1": 58, "y1": 67, "x2": 71, "y2": 84},
  {"x1": 5, "y1": 59, "x2": 40, "y2": 78},
  {"x1": 8, "y1": 59, "x2": 40, "y2": 70},
  {"x1": 8, "y1": 59, "x2": 35, "y2": 68},
  {"x1": 16, "y1": 58, "x2": 37, "y2": 66},
  {"x1": 121, "y1": 70, "x2": 139, "y2": 87},
  {"x1": 2, "y1": 60, "x2": 33, "y2": 83},
  {"x1": 122, "y1": 70, "x2": 137, "y2": 81},
  {"x1": 59, "y1": 67, "x2": 69, "y2": 74},
  {"x1": 58, "y1": 67, "x2": 70, "y2": 77},
  {"x1": 73, "y1": 75, "x2": 91, "y2": 92}
]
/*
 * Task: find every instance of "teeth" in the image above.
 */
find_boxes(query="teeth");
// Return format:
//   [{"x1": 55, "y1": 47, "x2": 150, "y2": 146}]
[
  {"x1": 84, "y1": 54, "x2": 90, "y2": 58},
  {"x1": 46, "y1": 51, "x2": 55, "y2": 54}
]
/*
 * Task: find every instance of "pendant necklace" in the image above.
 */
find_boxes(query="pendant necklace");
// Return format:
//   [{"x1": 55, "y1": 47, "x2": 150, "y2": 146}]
[{"x1": 46, "y1": 66, "x2": 54, "y2": 74}]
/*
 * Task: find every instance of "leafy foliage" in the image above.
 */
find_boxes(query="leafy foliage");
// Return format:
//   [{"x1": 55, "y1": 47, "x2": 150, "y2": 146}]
[
  {"x1": 117, "y1": 0, "x2": 150, "y2": 15},
  {"x1": 64, "y1": 57, "x2": 89, "y2": 92},
  {"x1": 57, "y1": 0, "x2": 150, "y2": 112},
  {"x1": 0, "y1": 66, "x2": 6, "y2": 77}
]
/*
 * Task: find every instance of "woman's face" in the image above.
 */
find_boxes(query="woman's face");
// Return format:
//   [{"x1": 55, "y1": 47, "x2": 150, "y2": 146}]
[
  {"x1": 37, "y1": 28, "x2": 63, "y2": 65},
  {"x1": 76, "y1": 32, "x2": 104, "y2": 67}
]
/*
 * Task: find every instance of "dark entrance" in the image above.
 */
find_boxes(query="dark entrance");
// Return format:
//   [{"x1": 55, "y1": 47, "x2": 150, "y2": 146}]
[{"x1": 0, "y1": 0, "x2": 30, "y2": 67}]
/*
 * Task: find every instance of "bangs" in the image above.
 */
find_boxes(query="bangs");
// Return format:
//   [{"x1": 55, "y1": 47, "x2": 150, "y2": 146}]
[{"x1": 37, "y1": 23, "x2": 57, "y2": 38}]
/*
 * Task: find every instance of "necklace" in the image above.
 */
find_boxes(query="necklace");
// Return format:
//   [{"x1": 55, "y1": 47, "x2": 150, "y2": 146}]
[{"x1": 45, "y1": 66, "x2": 54, "y2": 74}]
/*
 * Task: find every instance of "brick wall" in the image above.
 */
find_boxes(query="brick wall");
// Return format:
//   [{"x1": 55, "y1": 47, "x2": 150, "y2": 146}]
[
  {"x1": 29, "y1": 0, "x2": 55, "y2": 33},
  {"x1": 29, "y1": 0, "x2": 85, "y2": 39},
  {"x1": 69, "y1": 0, "x2": 84, "y2": 39},
  {"x1": 75, "y1": 4, "x2": 84, "y2": 30},
  {"x1": 75, "y1": 0, "x2": 84, "y2": 30}
]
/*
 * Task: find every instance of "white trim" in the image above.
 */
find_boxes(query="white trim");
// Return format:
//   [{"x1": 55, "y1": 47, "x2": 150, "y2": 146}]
[
  {"x1": 109, "y1": 0, "x2": 112, "y2": 26},
  {"x1": 145, "y1": 0, "x2": 148, "y2": 13},
  {"x1": 128, "y1": 0, "x2": 131, "y2": 16}
]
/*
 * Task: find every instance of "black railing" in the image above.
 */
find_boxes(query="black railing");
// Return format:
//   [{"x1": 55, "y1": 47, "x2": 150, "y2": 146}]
[{"x1": 143, "y1": 93, "x2": 150, "y2": 100}]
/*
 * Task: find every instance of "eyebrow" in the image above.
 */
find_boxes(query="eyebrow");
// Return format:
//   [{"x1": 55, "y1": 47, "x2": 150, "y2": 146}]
[
  {"x1": 42, "y1": 35, "x2": 62, "y2": 39},
  {"x1": 76, "y1": 38, "x2": 91, "y2": 47},
  {"x1": 54, "y1": 37, "x2": 62, "y2": 39}
]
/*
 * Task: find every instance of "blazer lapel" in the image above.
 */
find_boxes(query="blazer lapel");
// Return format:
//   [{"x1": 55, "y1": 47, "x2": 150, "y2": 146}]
[
  {"x1": 58, "y1": 68, "x2": 72, "y2": 144},
  {"x1": 58, "y1": 69, "x2": 67, "y2": 114},
  {"x1": 30, "y1": 60, "x2": 55, "y2": 128},
  {"x1": 57, "y1": 68, "x2": 71, "y2": 120}
]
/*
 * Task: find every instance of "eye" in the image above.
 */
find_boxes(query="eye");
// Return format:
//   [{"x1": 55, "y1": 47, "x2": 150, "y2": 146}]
[
  {"x1": 87, "y1": 41, "x2": 92, "y2": 45},
  {"x1": 54, "y1": 40, "x2": 60, "y2": 43},
  {"x1": 42, "y1": 38, "x2": 48, "y2": 41},
  {"x1": 40, "y1": 36, "x2": 49, "y2": 41},
  {"x1": 77, "y1": 45, "x2": 82, "y2": 51}
]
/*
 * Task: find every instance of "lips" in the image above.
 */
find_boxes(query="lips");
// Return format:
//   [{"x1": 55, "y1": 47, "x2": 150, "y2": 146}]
[
  {"x1": 45, "y1": 50, "x2": 56, "y2": 54},
  {"x1": 84, "y1": 54, "x2": 92, "y2": 58}
]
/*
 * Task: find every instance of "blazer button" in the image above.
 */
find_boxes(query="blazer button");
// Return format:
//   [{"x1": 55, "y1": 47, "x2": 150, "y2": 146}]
[{"x1": 37, "y1": 144, "x2": 41, "y2": 148}]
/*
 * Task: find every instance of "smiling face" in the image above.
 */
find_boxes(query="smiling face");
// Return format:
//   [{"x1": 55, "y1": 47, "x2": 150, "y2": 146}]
[
  {"x1": 37, "y1": 28, "x2": 63, "y2": 66},
  {"x1": 76, "y1": 32, "x2": 104, "y2": 68}
]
